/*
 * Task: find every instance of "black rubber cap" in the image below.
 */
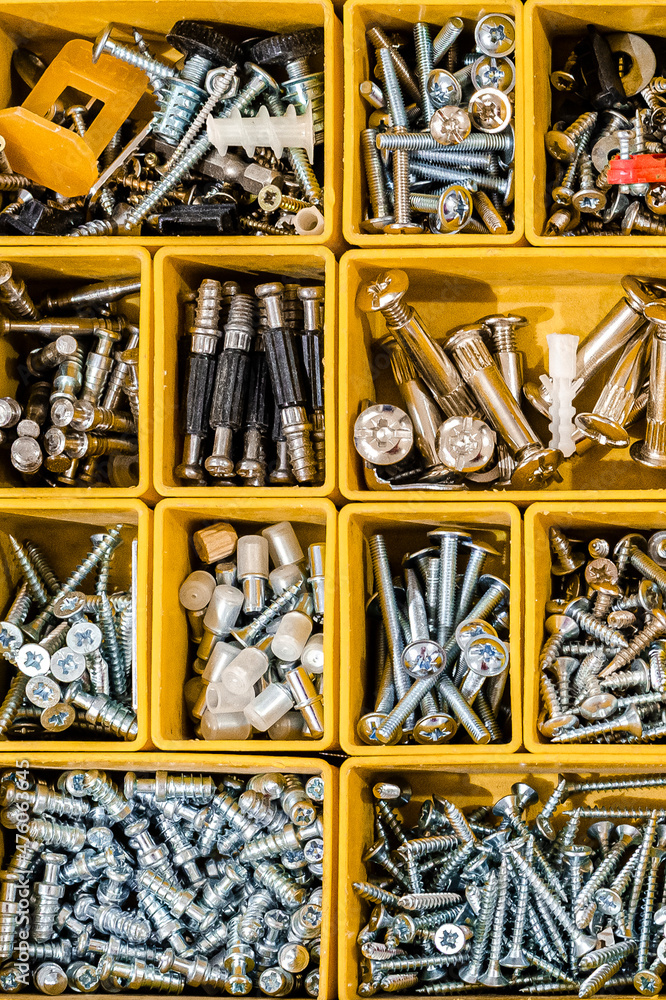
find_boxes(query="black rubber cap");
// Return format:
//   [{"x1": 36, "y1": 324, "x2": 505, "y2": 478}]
[
  {"x1": 249, "y1": 28, "x2": 324, "y2": 67},
  {"x1": 167, "y1": 20, "x2": 242, "y2": 66}
]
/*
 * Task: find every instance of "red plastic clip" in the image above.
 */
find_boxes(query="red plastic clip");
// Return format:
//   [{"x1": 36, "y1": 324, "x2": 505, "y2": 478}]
[{"x1": 606, "y1": 153, "x2": 666, "y2": 185}]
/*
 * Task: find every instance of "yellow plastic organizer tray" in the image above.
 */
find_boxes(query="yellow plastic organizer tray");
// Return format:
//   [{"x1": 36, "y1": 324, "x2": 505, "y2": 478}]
[
  {"x1": 0, "y1": 246, "x2": 151, "y2": 497},
  {"x1": 339, "y1": 754, "x2": 666, "y2": 1000},
  {"x1": 152, "y1": 497, "x2": 338, "y2": 753},
  {"x1": 338, "y1": 501, "x2": 522, "y2": 757},
  {"x1": 524, "y1": 501, "x2": 666, "y2": 759},
  {"x1": 343, "y1": 0, "x2": 524, "y2": 248},
  {"x1": 0, "y1": 499, "x2": 151, "y2": 752},
  {"x1": 525, "y1": 0, "x2": 666, "y2": 247},
  {"x1": 339, "y1": 247, "x2": 666, "y2": 502},
  {"x1": 0, "y1": 0, "x2": 341, "y2": 248},
  {"x1": 153, "y1": 245, "x2": 337, "y2": 499},
  {"x1": 0, "y1": 752, "x2": 338, "y2": 1000}
]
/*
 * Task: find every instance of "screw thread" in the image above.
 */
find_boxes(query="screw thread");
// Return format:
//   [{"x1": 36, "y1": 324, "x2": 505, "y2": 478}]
[
  {"x1": 548, "y1": 527, "x2": 575, "y2": 571},
  {"x1": 24, "y1": 543, "x2": 59, "y2": 594},
  {"x1": 434, "y1": 841, "x2": 477, "y2": 890},
  {"x1": 82, "y1": 769, "x2": 131, "y2": 820},
  {"x1": 28, "y1": 817, "x2": 86, "y2": 851},
  {"x1": 437, "y1": 536, "x2": 458, "y2": 647},
  {"x1": 69, "y1": 218, "x2": 118, "y2": 237},
  {"x1": 603, "y1": 616, "x2": 666, "y2": 676},
  {"x1": 464, "y1": 870, "x2": 498, "y2": 979},
  {"x1": 377, "y1": 669, "x2": 444, "y2": 741},
  {"x1": 579, "y1": 954, "x2": 626, "y2": 998},
  {"x1": 438, "y1": 672, "x2": 491, "y2": 743},
  {"x1": 376, "y1": 48, "x2": 409, "y2": 129},
  {"x1": 98, "y1": 591, "x2": 126, "y2": 700},
  {"x1": 0, "y1": 674, "x2": 26, "y2": 736},
  {"x1": 254, "y1": 861, "x2": 305, "y2": 909},
  {"x1": 638, "y1": 858, "x2": 660, "y2": 968},
  {"x1": 539, "y1": 635, "x2": 563, "y2": 673},
  {"x1": 398, "y1": 891, "x2": 461, "y2": 911},
  {"x1": 631, "y1": 548, "x2": 666, "y2": 591},
  {"x1": 352, "y1": 881, "x2": 400, "y2": 907},
  {"x1": 103, "y1": 37, "x2": 176, "y2": 80},
  {"x1": 475, "y1": 690, "x2": 503, "y2": 741},
  {"x1": 413, "y1": 148, "x2": 494, "y2": 171},
  {"x1": 375, "y1": 799, "x2": 408, "y2": 845},
  {"x1": 8, "y1": 536, "x2": 49, "y2": 606},
  {"x1": 433, "y1": 19, "x2": 464, "y2": 64},
  {"x1": 368, "y1": 535, "x2": 409, "y2": 702},
  {"x1": 411, "y1": 160, "x2": 508, "y2": 196},
  {"x1": 570, "y1": 607, "x2": 626, "y2": 647},
  {"x1": 361, "y1": 128, "x2": 390, "y2": 218},
  {"x1": 471, "y1": 190, "x2": 506, "y2": 233},
  {"x1": 413, "y1": 23, "x2": 434, "y2": 124},
  {"x1": 3, "y1": 582, "x2": 31, "y2": 626}
]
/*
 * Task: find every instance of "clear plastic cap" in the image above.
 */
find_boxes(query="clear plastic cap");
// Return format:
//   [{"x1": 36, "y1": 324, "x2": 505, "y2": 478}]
[
  {"x1": 202, "y1": 640, "x2": 241, "y2": 683},
  {"x1": 237, "y1": 535, "x2": 269, "y2": 580},
  {"x1": 268, "y1": 711, "x2": 306, "y2": 740},
  {"x1": 272, "y1": 610, "x2": 313, "y2": 662},
  {"x1": 200, "y1": 709, "x2": 252, "y2": 741},
  {"x1": 179, "y1": 570, "x2": 217, "y2": 611},
  {"x1": 206, "y1": 680, "x2": 254, "y2": 714},
  {"x1": 243, "y1": 683, "x2": 294, "y2": 732},
  {"x1": 301, "y1": 633, "x2": 324, "y2": 673},
  {"x1": 262, "y1": 522, "x2": 304, "y2": 568},
  {"x1": 221, "y1": 646, "x2": 269, "y2": 696},
  {"x1": 202, "y1": 585, "x2": 244, "y2": 635}
]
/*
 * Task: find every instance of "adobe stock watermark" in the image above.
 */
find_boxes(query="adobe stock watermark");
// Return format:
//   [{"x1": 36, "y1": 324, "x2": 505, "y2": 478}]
[{"x1": 8, "y1": 760, "x2": 33, "y2": 987}]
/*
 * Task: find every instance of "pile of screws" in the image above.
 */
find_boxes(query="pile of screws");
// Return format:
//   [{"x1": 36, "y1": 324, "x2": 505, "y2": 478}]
[
  {"x1": 176, "y1": 276, "x2": 325, "y2": 487},
  {"x1": 538, "y1": 525, "x2": 666, "y2": 745},
  {"x1": 354, "y1": 773, "x2": 666, "y2": 996},
  {"x1": 0, "y1": 22, "x2": 324, "y2": 237},
  {"x1": 358, "y1": 527, "x2": 510, "y2": 746},
  {"x1": 0, "y1": 766, "x2": 324, "y2": 996},
  {"x1": 359, "y1": 14, "x2": 515, "y2": 236},
  {"x1": 0, "y1": 264, "x2": 139, "y2": 488},
  {"x1": 0, "y1": 524, "x2": 137, "y2": 740},
  {"x1": 180, "y1": 519, "x2": 325, "y2": 741},
  {"x1": 354, "y1": 269, "x2": 666, "y2": 490},
  {"x1": 544, "y1": 27, "x2": 666, "y2": 237}
]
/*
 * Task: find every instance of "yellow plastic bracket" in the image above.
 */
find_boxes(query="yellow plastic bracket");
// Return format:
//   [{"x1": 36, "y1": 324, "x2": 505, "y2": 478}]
[{"x1": 0, "y1": 39, "x2": 148, "y2": 197}]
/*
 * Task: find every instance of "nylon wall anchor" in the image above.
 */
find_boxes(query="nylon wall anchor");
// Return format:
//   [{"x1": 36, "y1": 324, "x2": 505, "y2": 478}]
[
  {"x1": 207, "y1": 102, "x2": 314, "y2": 162},
  {"x1": 542, "y1": 333, "x2": 581, "y2": 458}
]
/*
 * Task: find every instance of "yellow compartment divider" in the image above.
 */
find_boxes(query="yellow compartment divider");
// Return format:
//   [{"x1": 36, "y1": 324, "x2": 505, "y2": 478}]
[
  {"x1": 338, "y1": 501, "x2": 522, "y2": 756},
  {"x1": 153, "y1": 245, "x2": 338, "y2": 499},
  {"x1": 152, "y1": 497, "x2": 338, "y2": 753},
  {"x1": 0, "y1": 752, "x2": 337, "y2": 1000},
  {"x1": 525, "y1": 0, "x2": 666, "y2": 247},
  {"x1": 339, "y1": 247, "x2": 666, "y2": 502},
  {"x1": 0, "y1": 0, "x2": 341, "y2": 249},
  {"x1": 343, "y1": 0, "x2": 524, "y2": 248},
  {"x1": 524, "y1": 501, "x2": 666, "y2": 759},
  {"x1": 0, "y1": 498, "x2": 151, "y2": 751},
  {"x1": 339, "y1": 754, "x2": 666, "y2": 1000},
  {"x1": 0, "y1": 246, "x2": 151, "y2": 498}
]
